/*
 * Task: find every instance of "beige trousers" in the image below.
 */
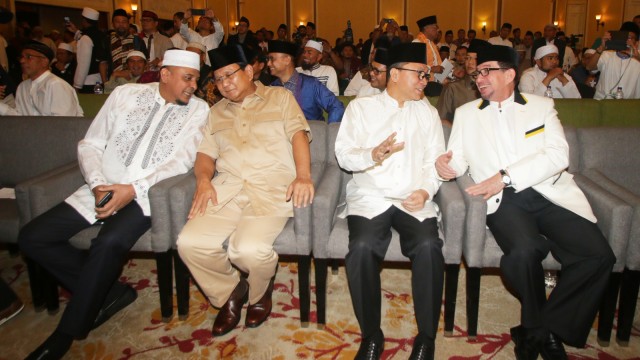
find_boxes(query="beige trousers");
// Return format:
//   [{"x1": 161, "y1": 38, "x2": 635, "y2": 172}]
[{"x1": 177, "y1": 191, "x2": 288, "y2": 307}]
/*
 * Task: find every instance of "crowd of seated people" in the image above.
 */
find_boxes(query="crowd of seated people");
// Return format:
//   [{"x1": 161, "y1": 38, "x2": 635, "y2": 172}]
[{"x1": 1, "y1": 4, "x2": 640, "y2": 360}]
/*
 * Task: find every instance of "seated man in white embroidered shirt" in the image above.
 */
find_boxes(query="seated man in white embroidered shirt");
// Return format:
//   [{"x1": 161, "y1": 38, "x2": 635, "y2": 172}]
[
  {"x1": 436, "y1": 45, "x2": 614, "y2": 360},
  {"x1": 335, "y1": 42, "x2": 446, "y2": 360},
  {"x1": 0, "y1": 41, "x2": 83, "y2": 116},
  {"x1": 519, "y1": 44, "x2": 581, "y2": 98},
  {"x1": 18, "y1": 50, "x2": 209, "y2": 360},
  {"x1": 296, "y1": 39, "x2": 340, "y2": 96}
]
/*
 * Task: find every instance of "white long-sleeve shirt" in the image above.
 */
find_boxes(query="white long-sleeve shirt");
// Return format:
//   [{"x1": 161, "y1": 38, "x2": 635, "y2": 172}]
[
  {"x1": 74, "y1": 35, "x2": 102, "y2": 89},
  {"x1": 296, "y1": 64, "x2": 340, "y2": 96},
  {"x1": 179, "y1": 21, "x2": 224, "y2": 66},
  {"x1": 0, "y1": 70, "x2": 83, "y2": 116},
  {"x1": 519, "y1": 65, "x2": 581, "y2": 99},
  {"x1": 335, "y1": 90, "x2": 445, "y2": 221},
  {"x1": 65, "y1": 83, "x2": 209, "y2": 222}
]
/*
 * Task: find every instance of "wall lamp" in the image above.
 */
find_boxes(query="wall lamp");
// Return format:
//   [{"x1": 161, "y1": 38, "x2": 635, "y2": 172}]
[
  {"x1": 596, "y1": 14, "x2": 604, "y2": 31},
  {"x1": 131, "y1": 3, "x2": 137, "y2": 21},
  {"x1": 482, "y1": 22, "x2": 486, "y2": 35}
]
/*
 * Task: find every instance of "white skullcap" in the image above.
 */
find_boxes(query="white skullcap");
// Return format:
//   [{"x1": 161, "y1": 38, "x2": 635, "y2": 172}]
[
  {"x1": 305, "y1": 39, "x2": 323, "y2": 53},
  {"x1": 162, "y1": 49, "x2": 200, "y2": 70},
  {"x1": 584, "y1": 48, "x2": 597, "y2": 55},
  {"x1": 57, "y1": 43, "x2": 74, "y2": 53},
  {"x1": 534, "y1": 44, "x2": 559, "y2": 60},
  {"x1": 186, "y1": 42, "x2": 206, "y2": 53},
  {"x1": 126, "y1": 50, "x2": 146, "y2": 61},
  {"x1": 82, "y1": 7, "x2": 100, "y2": 21}
]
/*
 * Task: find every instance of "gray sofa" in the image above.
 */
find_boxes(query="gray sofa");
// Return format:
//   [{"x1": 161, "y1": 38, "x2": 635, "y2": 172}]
[
  {"x1": 457, "y1": 125, "x2": 635, "y2": 342},
  {"x1": 4, "y1": 116, "x2": 186, "y2": 322}
]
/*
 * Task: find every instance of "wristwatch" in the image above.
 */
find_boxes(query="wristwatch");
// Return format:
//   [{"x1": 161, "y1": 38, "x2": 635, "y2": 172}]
[{"x1": 499, "y1": 169, "x2": 512, "y2": 187}]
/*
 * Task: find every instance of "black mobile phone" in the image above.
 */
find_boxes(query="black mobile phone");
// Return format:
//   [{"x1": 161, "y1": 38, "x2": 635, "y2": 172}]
[
  {"x1": 96, "y1": 191, "x2": 113, "y2": 207},
  {"x1": 191, "y1": 9, "x2": 206, "y2": 16}
]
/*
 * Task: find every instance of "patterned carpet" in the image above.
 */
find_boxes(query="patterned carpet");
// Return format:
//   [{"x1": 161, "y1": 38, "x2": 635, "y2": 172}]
[{"x1": 1, "y1": 251, "x2": 639, "y2": 359}]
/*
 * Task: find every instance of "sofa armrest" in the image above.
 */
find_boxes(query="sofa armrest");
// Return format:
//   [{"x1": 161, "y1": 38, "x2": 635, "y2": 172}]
[
  {"x1": 148, "y1": 171, "x2": 195, "y2": 253},
  {"x1": 25, "y1": 164, "x2": 85, "y2": 221},
  {"x1": 575, "y1": 171, "x2": 635, "y2": 272},
  {"x1": 456, "y1": 175, "x2": 490, "y2": 268},
  {"x1": 434, "y1": 181, "x2": 465, "y2": 264},
  {"x1": 15, "y1": 161, "x2": 79, "y2": 227},
  {"x1": 168, "y1": 172, "x2": 197, "y2": 243},
  {"x1": 311, "y1": 164, "x2": 344, "y2": 258}
]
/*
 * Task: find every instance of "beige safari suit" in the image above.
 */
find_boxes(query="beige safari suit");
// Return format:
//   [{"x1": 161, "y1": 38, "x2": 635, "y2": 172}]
[{"x1": 178, "y1": 83, "x2": 311, "y2": 307}]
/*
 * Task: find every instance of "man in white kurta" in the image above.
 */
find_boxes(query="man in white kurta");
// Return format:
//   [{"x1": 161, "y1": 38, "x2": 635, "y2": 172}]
[
  {"x1": 180, "y1": 9, "x2": 224, "y2": 66},
  {"x1": 519, "y1": 44, "x2": 581, "y2": 99},
  {"x1": 335, "y1": 42, "x2": 445, "y2": 360},
  {"x1": 0, "y1": 41, "x2": 83, "y2": 116},
  {"x1": 18, "y1": 50, "x2": 208, "y2": 360},
  {"x1": 296, "y1": 40, "x2": 340, "y2": 96},
  {"x1": 587, "y1": 29, "x2": 640, "y2": 99}
]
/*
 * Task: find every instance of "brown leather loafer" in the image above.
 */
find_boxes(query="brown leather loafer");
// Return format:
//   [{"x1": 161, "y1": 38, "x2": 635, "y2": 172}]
[
  {"x1": 212, "y1": 279, "x2": 248, "y2": 336},
  {"x1": 245, "y1": 278, "x2": 274, "y2": 328}
]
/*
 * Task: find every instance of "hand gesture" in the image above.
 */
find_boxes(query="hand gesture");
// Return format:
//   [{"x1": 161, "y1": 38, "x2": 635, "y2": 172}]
[
  {"x1": 435, "y1": 150, "x2": 457, "y2": 180},
  {"x1": 372, "y1": 132, "x2": 405, "y2": 164},
  {"x1": 188, "y1": 179, "x2": 218, "y2": 219},
  {"x1": 286, "y1": 177, "x2": 314, "y2": 208},
  {"x1": 205, "y1": 9, "x2": 215, "y2": 19},
  {"x1": 93, "y1": 184, "x2": 136, "y2": 219},
  {"x1": 401, "y1": 190, "x2": 429, "y2": 212},
  {"x1": 465, "y1": 172, "x2": 505, "y2": 200}
]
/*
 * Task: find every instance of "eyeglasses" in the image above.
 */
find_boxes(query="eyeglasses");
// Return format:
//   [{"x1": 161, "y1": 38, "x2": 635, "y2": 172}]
[
  {"x1": 394, "y1": 67, "x2": 428, "y2": 81},
  {"x1": 369, "y1": 66, "x2": 387, "y2": 76},
  {"x1": 213, "y1": 67, "x2": 242, "y2": 84},
  {"x1": 19, "y1": 53, "x2": 47, "y2": 61},
  {"x1": 470, "y1": 67, "x2": 508, "y2": 79}
]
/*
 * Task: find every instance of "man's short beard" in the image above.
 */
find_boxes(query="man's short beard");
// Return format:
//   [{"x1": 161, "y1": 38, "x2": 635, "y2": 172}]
[
  {"x1": 115, "y1": 28, "x2": 129, "y2": 37},
  {"x1": 176, "y1": 98, "x2": 188, "y2": 106},
  {"x1": 301, "y1": 62, "x2": 314, "y2": 70}
]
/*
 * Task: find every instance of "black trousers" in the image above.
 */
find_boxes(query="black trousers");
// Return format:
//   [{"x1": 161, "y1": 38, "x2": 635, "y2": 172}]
[
  {"x1": 487, "y1": 187, "x2": 615, "y2": 347},
  {"x1": 0, "y1": 279, "x2": 18, "y2": 309},
  {"x1": 18, "y1": 202, "x2": 150, "y2": 338},
  {"x1": 346, "y1": 205, "x2": 444, "y2": 342}
]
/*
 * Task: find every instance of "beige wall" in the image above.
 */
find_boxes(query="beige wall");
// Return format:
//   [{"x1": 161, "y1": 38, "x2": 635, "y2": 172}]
[
  {"x1": 290, "y1": 0, "x2": 313, "y2": 35},
  {"x1": 240, "y1": 0, "x2": 286, "y2": 34},
  {"x1": 317, "y1": 0, "x2": 375, "y2": 46},
  {"x1": 502, "y1": 0, "x2": 553, "y2": 37}
]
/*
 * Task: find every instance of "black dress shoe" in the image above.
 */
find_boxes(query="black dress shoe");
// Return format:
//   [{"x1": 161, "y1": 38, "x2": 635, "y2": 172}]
[
  {"x1": 25, "y1": 331, "x2": 73, "y2": 360},
  {"x1": 409, "y1": 335, "x2": 435, "y2": 360},
  {"x1": 355, "y1": 330, "x2": 384, "y2": 360},
  {"x1": 212, "y1": 279, "x2": 248, "y2": 336},
  {"x1": 93, "y1": 285, "x2": 137, "y2": 329},
  {"x1": 510, "y1": 326, "x2": 539, "y2": 360},
  {"x1": 539, "y1": 332, "x2": 568, "y2": 360}
]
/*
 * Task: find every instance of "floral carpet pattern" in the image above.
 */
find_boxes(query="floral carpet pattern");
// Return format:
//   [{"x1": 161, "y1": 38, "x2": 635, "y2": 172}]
[{"x1": 1, "y1": 251, "x2": 639, "y2": 359}]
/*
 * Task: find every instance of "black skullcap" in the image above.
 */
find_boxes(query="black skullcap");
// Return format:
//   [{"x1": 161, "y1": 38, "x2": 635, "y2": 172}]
[
  {"x1": 239, "y1": 16, "x2": 249, "y2": 27},
  {"x1": 445, "y1": 30, "x2": 453, "y2": 35},
  {"x1": 374, "y1": 36, "x2": 391, "y2": 49},
  {"x1": 278, "y1": 23, "x2": 287, "y2": 30},
  {"x1": 209, "y1": 45, "x2": 248, "y2": 71},
  {"x1": 502, "y1": 22, "x2": 512, "y2": 29},
  {"x1": 620, "y1": 21, "x2": 640, "y2": 38},
  {"x1": 307, "y1": 22, "x2": 316, "y2": 29},
  {"x1": 400, "y1": 25, "x2": 408, "y2": 32},
  {"x1": 417, "y1": 16, "x2": 437, "y2": 30},
  {"x1": 388, "y1": 42, "x2": 426, "y2": 65},
  {"x1": 23, "y1": 40, "x2": 54, "y2": 61},
  {"x1": 467, "y1": 39, "x2": 490, "y2": 54},
  {"x1": 440, "y1": 46, "x2": 450, "y2": 53},
  {"x1": 112, "y1": 9, "x2": 129, "y2": 20},
  {"x1": 0, "y1": 7, "x2": 13, "y2": 24},
  {"x1": 477, "y1": 45, "x2": 517, "y2": 67},
  {"x1": 373, "y1": 48, "x2": 389, "y2": 66},
  {"x1": 267, "y1": 40, "x2": 297, "y2": 57}
]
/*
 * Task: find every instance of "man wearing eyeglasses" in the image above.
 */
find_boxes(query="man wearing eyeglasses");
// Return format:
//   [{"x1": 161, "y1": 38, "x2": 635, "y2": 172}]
[
  {"x1": 335, "y1": 42, "x2": 446, "y2": 360},
  {"x1": 268, "y1": 40, "x2": 344, "y2": 123},
  {"x1": 0, "y1": 41, "x2": 82, "y2": 116},
  {"x1": 352, "y1": 47, "x2": 390, "y2": 98},
  {"x1": 436, "y1": 45, "x2": 614, "y2": 360},
  {"x1": 177, "y1": 45, "x2": 313, "y2": 337},
  {"x1": 519, "y1": 44, "x2": 581, "y2": 98}
]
